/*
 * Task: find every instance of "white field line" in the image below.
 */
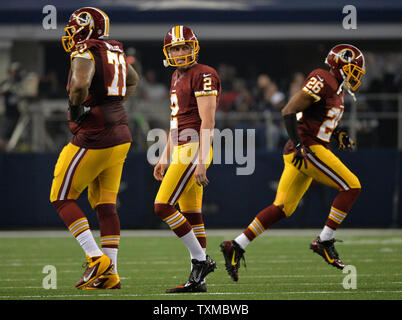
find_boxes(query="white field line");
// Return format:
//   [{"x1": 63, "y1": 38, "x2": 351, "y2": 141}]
[
  {"x1": 4, "y1": 280, "x2": 402, "y2": 290},
  {"x1": 1, "y1": 290, "x2": 402, "y2": 299},
  {"x1": 3, "y1": 273, "x2": 402, "y2": 285}
]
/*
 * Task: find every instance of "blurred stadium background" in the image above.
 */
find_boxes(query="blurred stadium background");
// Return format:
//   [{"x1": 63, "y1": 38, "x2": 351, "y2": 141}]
[{"x1": 0, "y1": 0, "x2": 401, "y2": 231}]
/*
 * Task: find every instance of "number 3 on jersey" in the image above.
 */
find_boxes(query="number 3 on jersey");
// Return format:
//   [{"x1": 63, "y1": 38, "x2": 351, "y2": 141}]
[
  {"x1": 170, "y1": 94, "x2": 179, "y2": 129},
  {"x1": 107, "y1": 50, "x2": 126, "y2": 96},
  {"x1": 317, "y1": 106, "x2": 344, "y2": 142}
]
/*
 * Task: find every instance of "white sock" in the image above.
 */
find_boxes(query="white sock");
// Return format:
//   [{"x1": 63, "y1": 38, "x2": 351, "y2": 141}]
[
  {"x1": 180, "y1": 231, "x2": 206, "y2": 262},
  {"x1": 75, "y1": 229, "x2": 103, "y2": 257},
  {"x1": 234, "y1": 233, "x2": 250, "y2": 250},
  {"x1": 319, "y1": 226, "x2": 335, "y2": 241},
  {"x1": 102, "y1": 247, "x2": 118, "y2": 274}
]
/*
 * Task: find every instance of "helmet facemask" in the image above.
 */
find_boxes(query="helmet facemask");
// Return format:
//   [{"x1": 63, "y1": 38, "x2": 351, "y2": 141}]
[
  {"x1": 342, "y1": 63, "x2": 365, "y2": 91},
  {"x1": 163, "y1": 40, "x2": 199, "y2": 67},
  {"x1": 62, "y1": 26, "x2": 77, "y2": 52}
]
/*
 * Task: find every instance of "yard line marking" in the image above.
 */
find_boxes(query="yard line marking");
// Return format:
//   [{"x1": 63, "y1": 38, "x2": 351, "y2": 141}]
[{"x1": 4, "y1": 290, "x2": 402, "y2": 300}]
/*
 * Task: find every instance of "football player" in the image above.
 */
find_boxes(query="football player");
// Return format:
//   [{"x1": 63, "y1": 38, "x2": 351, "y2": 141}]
[
  {"x1": 50, "y1": 7, "x2": 139, "y2": 289},
  {"x1": 221, "y1": 44, "x2": 365, "y2": 281},
  {"x1": 153, "y1": 26, "x2": 221, "y2": 293}
]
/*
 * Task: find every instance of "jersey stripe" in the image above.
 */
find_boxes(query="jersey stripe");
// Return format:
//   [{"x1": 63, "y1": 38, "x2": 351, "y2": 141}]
[
  {"x1": 58, "y1": 147, "x2": 87, "y2": 200},
  {"x1": 168, "y1": 148, "x2": 199, "y2": 205}
]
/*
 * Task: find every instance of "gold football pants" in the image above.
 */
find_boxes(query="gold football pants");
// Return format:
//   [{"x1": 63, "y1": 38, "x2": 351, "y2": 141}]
[
  {"x1": 273, "y1": 144, "x2": 361, "y2": 217},
  {"x1": 50, "y1": 142, "x2": 130, "y2": 209},
  {"x1": 155, "y1": 142, "x2": 213, "y2": 212}
]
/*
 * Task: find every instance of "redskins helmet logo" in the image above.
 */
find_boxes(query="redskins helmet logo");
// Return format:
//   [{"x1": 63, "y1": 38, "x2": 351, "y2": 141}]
[
  {"x1": 76, "y1": 12, "x2": 92, "y2": 27},
  {"x1": 337, "y1": 48, "x2": 355, "y2": 63}
]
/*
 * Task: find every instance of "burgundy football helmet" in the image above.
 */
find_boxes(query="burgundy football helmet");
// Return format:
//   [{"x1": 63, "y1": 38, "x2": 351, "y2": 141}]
[
  {"x1": 163, "y1": 25, "x2": 200, "y2": 67},
  {"x1": 62, "y1": 7, "x2": 110, "y2": 53},
  {"x1": 325, "y1": 44, "x2": 366, "y2": 92}
]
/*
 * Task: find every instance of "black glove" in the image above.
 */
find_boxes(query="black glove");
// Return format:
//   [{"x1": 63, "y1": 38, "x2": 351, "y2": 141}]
[
  {"x1": 68, "y1": 100, "x2": 90, "y2": 125},
  {"x1": 283, "y1": 113, "x2": 314, "y2": 169},
  {"x1": 333, "y1": 127, "x2": 355, "y2": 150},
  {"x1": 292, "y1": 142, "x2": 314, "y2": 170}
]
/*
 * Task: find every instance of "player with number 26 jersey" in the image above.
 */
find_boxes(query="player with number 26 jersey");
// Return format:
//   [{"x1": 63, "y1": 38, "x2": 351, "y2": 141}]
[
  {"x1": 221, "y1": 44, "x2": 366, "y2": 282},
  {"x1": 288, "y1": 68, "x2": 345, "y2": 150}
]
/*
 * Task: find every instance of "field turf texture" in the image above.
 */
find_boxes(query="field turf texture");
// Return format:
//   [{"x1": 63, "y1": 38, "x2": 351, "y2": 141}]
[{"x1": 1, "y1": 229, "x2": 401, "y2": 300}]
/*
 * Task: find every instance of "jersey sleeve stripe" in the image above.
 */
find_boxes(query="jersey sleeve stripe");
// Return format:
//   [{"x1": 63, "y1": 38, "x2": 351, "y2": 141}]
[
  {"x1": 302, "y1": 87, "x2": 321, "y2": 102},
  {"x1": 70, "y1": 50, "x2": 95, "y2": 63},
  {"x1": 194, "y1": 90, "x2": 218, "y2": 97}
]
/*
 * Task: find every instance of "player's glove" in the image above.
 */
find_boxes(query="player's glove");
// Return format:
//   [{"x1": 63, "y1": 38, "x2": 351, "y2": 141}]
[
  {"x1": 68, "y1": 100, "x2": 90, "y2": 125},
  {"x1": 292, "y1": 142, "x2": 314, "y2": 170},
  {"x1": 333, "y1": 127, "x2": 355, "y2": 150},
  {"x1": 283, "y1": 113, "x2": 314, "y2": 170}
]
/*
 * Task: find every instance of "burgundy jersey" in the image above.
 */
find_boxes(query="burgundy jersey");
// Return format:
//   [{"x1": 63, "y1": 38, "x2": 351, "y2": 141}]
[
  {"x1": 67, "y1": 39, "x2": 132, "y2": 149},
  {"x1": 284, "y1": 68, "x2": 345, "y2": 154},
  {"x1": 169, "y1": 63, "x2": 221, "y2": 145}
]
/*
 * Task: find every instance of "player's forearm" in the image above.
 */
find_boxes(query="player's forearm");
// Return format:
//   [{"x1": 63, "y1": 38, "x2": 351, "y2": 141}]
[
  {"x1": 69, "y1": 57, "x2": 94, "y2": 106},
  {"x1": 69, "y1": 86, "x2": 88, "y2": 106},
  {"x1": 159, "y1": 132, "x2": 172, "y2": 165},
  {"x1": 122, "y1": 84, "x2": 137, "y2": 103},
  {"x1": 283, "y1": 113, "x2": 302, "y2": 146},
  {"x1": 198, "y1": 120, "x2": 214, "y2": 164},
  {"x1": 122, "y1": 64, "x2": 140, "y2": 103}
]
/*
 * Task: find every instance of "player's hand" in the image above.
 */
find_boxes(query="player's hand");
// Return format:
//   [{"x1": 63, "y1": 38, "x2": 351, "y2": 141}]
[
  {"x1": 194, "y1": 163, "x2": 209, "y2": 187},
  {"x1": 292, "y1": 143, "x2": 314, "y2": 170},
  {"x1": 335, "y1": 128, "x2": 355, "y2": 150},
  {"x1": 68, "y1": 100, "x2": 90, "y2": 125},
  {"x1": 154, "y1": 162, "x2": 167, "y2": 181}
]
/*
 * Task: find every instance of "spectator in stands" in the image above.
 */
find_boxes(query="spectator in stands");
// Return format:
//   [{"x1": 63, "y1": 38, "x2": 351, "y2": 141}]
[
  {"x1": 218, "y1": 63, "x2": 238, "y2": 112},
  {"x1": 252, "y1": 74, "x2": 287, "y2": 149},
  {"x1": 38, "y1": 70, "x2": 64, "y2": 99},
  {"x1": 288, "y1": 72, "x2": 305, "y2": 97},
  {"x1": 0, "y1": 62, "x2": 23, "y2": 150},
  {"x1": 139, "y1": 69, "x2": 168, "y2": 101}
]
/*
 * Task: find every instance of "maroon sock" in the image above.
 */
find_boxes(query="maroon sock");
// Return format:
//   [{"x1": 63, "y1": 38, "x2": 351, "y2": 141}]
[
  {"x1": 53, "y1": 200, "x2": 86, "y2": 228},
  {"x1": 182, "y1": 211, "x2": 206, "y2": 249},
  {"x1": 244, "y1": 205, "x2": 286, "y2": 241},
  {"x1": 96, "y1": 204, "x2": 120, "y2": 249},
  {"x1": 154, "y1": 203, "x2": 192, "y2": 238},
  {"x1": 326, "y1": 188, "x2": 361, "y2": 230},
  {"x1": 52, "y1": 199, "x2": 90, "y2": 237}
]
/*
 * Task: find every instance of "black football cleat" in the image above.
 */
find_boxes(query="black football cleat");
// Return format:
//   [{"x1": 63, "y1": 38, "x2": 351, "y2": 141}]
[
  {"x1": 310, "y1": 236, "x2": 345, "y2": 270},
  {"x1": 165, "y1": 255, "x2": 216, "y2": 293},
  {"x1": 220, "y1": 240, "x2": 246, "y2": 282}
]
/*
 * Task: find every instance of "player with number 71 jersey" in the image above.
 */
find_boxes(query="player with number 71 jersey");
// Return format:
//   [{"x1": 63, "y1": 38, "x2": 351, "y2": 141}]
[
  {"x1": 50, "y1": 7, "x2": 139, "y2": 290},
  {"x1": 66, "y1": 38, "x2": 132, "y2": 148}
]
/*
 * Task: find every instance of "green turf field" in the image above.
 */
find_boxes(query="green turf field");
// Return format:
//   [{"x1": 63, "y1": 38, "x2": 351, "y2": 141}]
[{"x1": 1, "y1": 229, "x2": 401, "y2": 300}]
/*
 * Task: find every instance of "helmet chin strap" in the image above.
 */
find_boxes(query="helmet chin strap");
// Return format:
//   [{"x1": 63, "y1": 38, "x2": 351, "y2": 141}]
[
  {"x1": 338, "y1": 69, "x2": 356, "y2": 101},
  {"x1": 85, "y1": 29, "x2": 93, "y2": 41}
]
